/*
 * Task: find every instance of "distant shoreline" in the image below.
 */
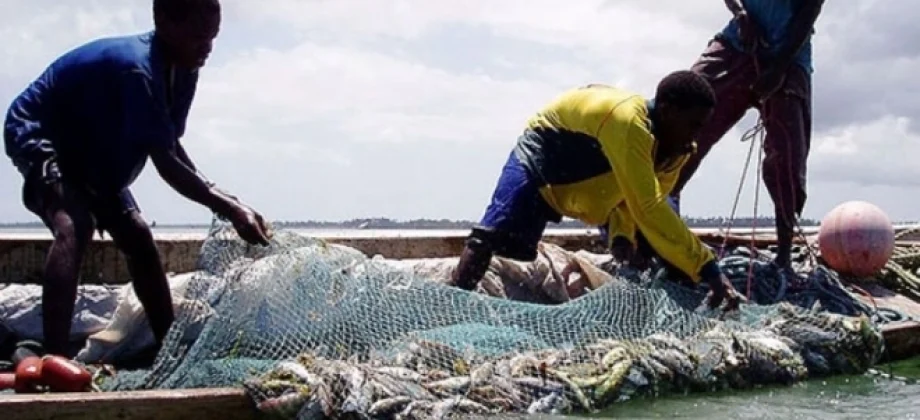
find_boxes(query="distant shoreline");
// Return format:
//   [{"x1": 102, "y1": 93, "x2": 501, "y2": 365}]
[{"x1": 0, "y1": 216, "x2": 833, "y2": 230}]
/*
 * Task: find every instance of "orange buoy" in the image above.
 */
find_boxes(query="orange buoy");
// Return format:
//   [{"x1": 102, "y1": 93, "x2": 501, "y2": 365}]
[{"x1": 818, "y1": 201, "x2": 895, "y2": 277}]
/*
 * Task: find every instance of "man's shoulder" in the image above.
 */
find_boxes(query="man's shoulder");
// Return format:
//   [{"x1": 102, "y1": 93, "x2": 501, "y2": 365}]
[
  {"x1": 50, "y1": 31, "x2": 156, "y2": 77},
  {"x1": 549, "y1": 85, "x2": 645, "y2": 114}
]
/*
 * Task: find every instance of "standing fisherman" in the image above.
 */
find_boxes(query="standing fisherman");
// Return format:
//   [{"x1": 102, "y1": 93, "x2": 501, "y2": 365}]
[
  {"x1": 3, "y1": 0, "x2": 271, "y2": 357},
  {"x1": 669, "y1": 0, "x2": 825, "y2": 270}
]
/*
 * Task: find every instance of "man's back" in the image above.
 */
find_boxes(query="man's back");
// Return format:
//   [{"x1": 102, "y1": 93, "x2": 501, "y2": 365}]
[
  {"x1": 514, "y1": 85, "x2": 670, "y2": 225},
  {"x1": 4, "y1": 32, "x2": 198, "y2": 193}
]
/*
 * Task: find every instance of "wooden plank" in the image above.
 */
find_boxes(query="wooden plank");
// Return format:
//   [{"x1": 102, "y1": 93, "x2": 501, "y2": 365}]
[
  {"x1": 879, "y1": 321, "x2": 920, "y2": 363},
  {"x1": 853, "y1": 283, "x2": 920, "y2": 362},
  {"x1": 0, "y1": 229, "x2": 802, "y2": 285},
  {"x1": 0, "y1": 387, "x2": 255, "y2": 420}
]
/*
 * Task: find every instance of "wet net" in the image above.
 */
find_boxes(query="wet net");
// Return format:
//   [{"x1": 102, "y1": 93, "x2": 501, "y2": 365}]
[{"x1": 101, "y1": 219, "x2": 887, "y2": 418}]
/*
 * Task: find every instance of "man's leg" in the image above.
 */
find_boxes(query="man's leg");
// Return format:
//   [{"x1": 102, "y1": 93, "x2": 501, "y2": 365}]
[
  {"x1": 670, "y1": 39, "x2": 759, "y2": 206},
  {"x1": 761, "y1": 66, "x2": 812, "y2": 268},
  {"x1": 21, "y1": 174, "x2": 96, "y2": 357},
  {"x1": 96, "y1": 191, "x2": 175, "y2": 347},
  {"x1": 453, "y1": 151, "x2": 551, "y2": 290}
]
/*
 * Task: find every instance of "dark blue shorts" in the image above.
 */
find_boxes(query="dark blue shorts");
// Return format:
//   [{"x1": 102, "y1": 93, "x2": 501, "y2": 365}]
[
  {"x1": 471, "y1": 150, "x2": 562, "y2": 261},
  {"x1": 19, "y1": 158, "x2": 139, "y2": 232}
]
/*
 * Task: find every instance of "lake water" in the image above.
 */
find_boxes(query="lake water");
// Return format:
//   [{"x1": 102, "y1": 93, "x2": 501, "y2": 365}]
[
  {"x1": 2, "y1": 227, "x2": 919, "y2": 418},
  {"x1": 599, "y1": 362, "x2": 920, "y2": 419}
]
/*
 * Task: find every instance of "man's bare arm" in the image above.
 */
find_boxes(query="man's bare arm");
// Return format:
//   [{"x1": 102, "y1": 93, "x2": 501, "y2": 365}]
[
  {"x1": 150, "y1": 146, "x2": 236, "y2": 216},
  {"x1": 174, "y1": 142, "x2": 196, "y2": 172}
]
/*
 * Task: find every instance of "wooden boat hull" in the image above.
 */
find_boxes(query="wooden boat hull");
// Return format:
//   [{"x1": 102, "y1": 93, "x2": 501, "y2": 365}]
[
  {"x1": 3, "y1": 387, "x2": 253, "y2": 420},
  {"x1": 0, "y1": 227, "x2": 829, "y2": 285},
  {"x1": 1, "y1": 227, "x2": 919, "y2": 419}
]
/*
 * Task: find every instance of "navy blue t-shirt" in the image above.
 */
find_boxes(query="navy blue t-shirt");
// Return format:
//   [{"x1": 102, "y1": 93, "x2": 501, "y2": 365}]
[{"x1": 3, "y1": 31, "x2": 199, "y2": 194}]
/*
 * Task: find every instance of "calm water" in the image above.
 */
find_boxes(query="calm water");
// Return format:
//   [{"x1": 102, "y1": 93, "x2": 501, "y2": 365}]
[
  {"x1": 521, "y1": 358, "x2": 920, "y2": 419},
  {"x1": 596, "y1": 359, "x2": 920, "y2": 419},
  {"x1": 3, "y1": 227, "x2": 919, "y2": 418}
]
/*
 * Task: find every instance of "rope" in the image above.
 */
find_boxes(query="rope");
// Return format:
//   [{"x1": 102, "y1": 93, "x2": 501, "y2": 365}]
[{"x1": 721, "y1": 45, "x2": 820, "y2": 295}]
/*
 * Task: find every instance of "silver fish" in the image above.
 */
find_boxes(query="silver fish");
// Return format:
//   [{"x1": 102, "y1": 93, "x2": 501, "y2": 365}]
[
  {"x1": 340, "y1": 366, "x2": 373, "y2": 415},
  {"x1": 397, "y1": 400, "x2": 434, "y2": 420},
  {"x1": 376, "y1": 366, "x2": 423, "y2": 383},
  {"x1": 276, "y1": 361, "x2": 313, "y2": 383},
  {"x1": 527, "y1": 391, "x2": 569, "y2": 414},
  {"x1": 425, "y1": 376, "x2": 471, "y2": 395},
  {"x1": 470, "y1": 362, "x2": 494, "y2": 387},
  {"x1": 368, "y1": 396, "x2": 413, "y2": 417},
  {"x1": 512, "y1": 376, "x2": 565, "y2": 395},
  {"x1": 509, "y1": 355, "x2": 541, "y2": 377},
  {"x1": 546, "y1": 369, "x2": 592, "y2": 412},
  {"x1": 430, "y1": 397, "x2": 488, "y2": 419}
]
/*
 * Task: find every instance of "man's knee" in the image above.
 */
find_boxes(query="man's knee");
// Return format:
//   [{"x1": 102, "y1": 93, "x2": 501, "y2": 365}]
[
  {"x1": 465, "y1": 227, "x2": 496, "y2": 256},
  {"x1": 37, "y1": 186, "x2": 95, "y2": 247},
  {"x1": 111, "y1": 212, "x2": 158, "y2": 258},
  {"x1": 49, "y1": 211, "x2": 95, "y2": 247},
  {"x1": 453, "y1": 229, "x2": 496, "y2": 290}
]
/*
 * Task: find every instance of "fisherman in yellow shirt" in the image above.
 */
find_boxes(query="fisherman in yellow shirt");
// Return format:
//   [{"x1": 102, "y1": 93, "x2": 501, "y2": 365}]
[{"x1": 452, "y1": 70, "x2": 743, "y2": 309}]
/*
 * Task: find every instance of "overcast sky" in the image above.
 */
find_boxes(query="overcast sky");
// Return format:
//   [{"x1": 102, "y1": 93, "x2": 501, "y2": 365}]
[{"x1": 1, "y1": 0, "x2": 917, "y2": 224}]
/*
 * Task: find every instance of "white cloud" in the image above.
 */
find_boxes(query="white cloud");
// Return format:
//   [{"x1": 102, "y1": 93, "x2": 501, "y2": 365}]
[
  {"x1": 1, "y1": 0, "x2": 919, "y2": 225},
  {"x1": 812, "y1": 116, "x2": 920, "y2": 187}
]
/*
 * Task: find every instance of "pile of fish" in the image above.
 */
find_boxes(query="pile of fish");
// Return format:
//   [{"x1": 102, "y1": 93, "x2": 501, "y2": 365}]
[{"x1": 243, "y1": 302, "x2": 883, "y2": 419}]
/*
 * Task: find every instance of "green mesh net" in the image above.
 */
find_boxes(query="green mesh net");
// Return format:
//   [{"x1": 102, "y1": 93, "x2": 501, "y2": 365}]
[{"x1": 101, "y1": 220, "x2": 886, "y2": 418}]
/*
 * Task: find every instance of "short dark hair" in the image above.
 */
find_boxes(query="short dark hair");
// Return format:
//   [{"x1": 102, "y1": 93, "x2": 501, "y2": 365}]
[
  {"x1": 654, "y1": 70, "x2": 716, "y2": 109},
  {"x1": 153, "y1": 0, "x2": 220, "y2": 22}
]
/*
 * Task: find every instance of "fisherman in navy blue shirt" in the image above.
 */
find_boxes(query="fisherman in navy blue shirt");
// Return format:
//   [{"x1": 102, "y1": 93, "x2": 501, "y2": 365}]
[{"x1": 3, "y1": 0, "x2": 271, "y2": 358}]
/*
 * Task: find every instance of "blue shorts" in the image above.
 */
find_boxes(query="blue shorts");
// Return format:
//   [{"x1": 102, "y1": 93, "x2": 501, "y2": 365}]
[
  {"x1": 471, "y1": 151, "x2": 562, "y2": 261},
  {"x1": 19, "y1": 157, "x2": 139, "y2": 232}
]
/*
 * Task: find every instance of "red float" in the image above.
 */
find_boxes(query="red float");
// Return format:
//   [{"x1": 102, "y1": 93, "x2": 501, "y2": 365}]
[
  {"x1": 14, "y1": 356, "x2": 43, "y2": 394},
  {"x1": 818, "y1": 201, "x2": 895, "y2": 277},
  {"x1": 0, "y1": 372, "x2": 15, "y2": 391},
  {"x1": 40, "y1": 355, "x2": 93, "y2": 392}
]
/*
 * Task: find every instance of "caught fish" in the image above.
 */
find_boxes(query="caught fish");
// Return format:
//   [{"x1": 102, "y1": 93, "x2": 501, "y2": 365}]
[
  {"x1": 494, "y1": 359, "x2": 512, "y2": 378},
  {"x1": 423, "y1": 369, "x2": 452, "y2": 382},
  {"x1": 368, "y1": 396, "x2": 413, "y2": 417},
  {"x1": 376, "y1": 366, "x2": 423, "y2": 382},
  {"x1": 469, "y1": 362, "x2": 494, "y2": 387},
  {"x1": 512, "y1": 376, "x2": 565, "y2": 395},
  {"x1": 256, "y1": 391, "x2": 311, "y2": 418},
  {"x1": 509, "y1": 355, "x2": 541, "y2": 377},
  {"x1": 425, "y1": 376, "x2": 470, "y2": 395},
  {"x1": 340, "y1": 366, "x2": 373, "y2": 415},
  {"x1": 593, "y1": 358, "x2": 632, "y2": 403},
  {"x1": 397, "y1": 400, "x2": 434, "y2": 420},
  {"x1": 601, "y1": 348, "x2": 629, "y2": 368},
  {"x1": 430, "y1": 397, "x2": 488, "y2": 419},
  {"x1": 527, "y1": 391, "x2": 570, "y2": 414},
  {"x1": 546, "y1": 369, "x2": 593, "y2": 412},
  {"x1": 650, "y1": 349, "x2": 696, "y2": 378},
  {"x1": 488, "y1": 376, "x2": 530, "y2": 410}
]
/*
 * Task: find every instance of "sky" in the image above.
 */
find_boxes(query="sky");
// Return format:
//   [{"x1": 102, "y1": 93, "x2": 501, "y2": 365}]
[{"x1": 1, "y1": 0, "x2": 918, "y2": 224}]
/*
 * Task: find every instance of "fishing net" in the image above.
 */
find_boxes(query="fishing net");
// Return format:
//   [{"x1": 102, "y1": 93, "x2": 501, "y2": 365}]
[{"x1": 101, "y1": 220, "x2": 887, "y2": 419}]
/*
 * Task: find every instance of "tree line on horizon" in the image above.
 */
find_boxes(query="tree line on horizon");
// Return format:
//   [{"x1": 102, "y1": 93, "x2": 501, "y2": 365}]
[{"x1": 1, "y1": 216, "x2": 830, "y2": 229}]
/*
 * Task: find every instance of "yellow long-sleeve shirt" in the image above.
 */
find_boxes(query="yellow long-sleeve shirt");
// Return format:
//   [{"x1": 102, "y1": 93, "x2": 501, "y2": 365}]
[{"x1": 513, "y1": 84, "x2": 716, "y2": 282}]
